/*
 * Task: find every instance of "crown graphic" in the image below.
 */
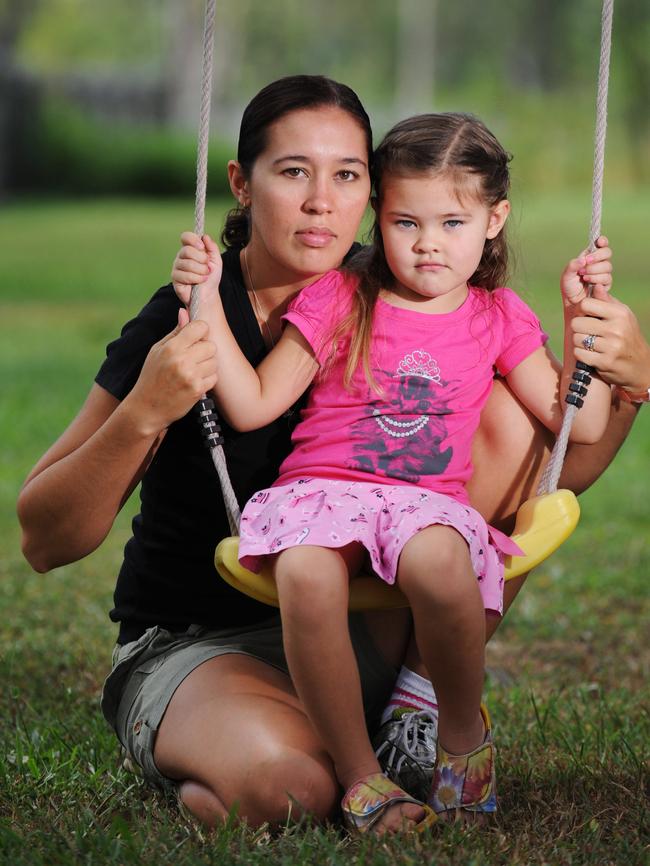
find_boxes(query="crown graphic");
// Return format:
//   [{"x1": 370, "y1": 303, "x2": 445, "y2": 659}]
[{"x1": 396, "y1": 350, "x2": 441, "y2": 382}]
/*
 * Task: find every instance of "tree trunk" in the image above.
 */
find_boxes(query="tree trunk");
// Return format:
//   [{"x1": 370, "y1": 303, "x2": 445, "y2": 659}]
[{"x1": 395, "y1": 0, "x2": 437, "y2": 114}]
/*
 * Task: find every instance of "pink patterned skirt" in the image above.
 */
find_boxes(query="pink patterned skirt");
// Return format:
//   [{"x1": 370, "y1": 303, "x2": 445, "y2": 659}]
[{"x1": 238, "y1": 478, "x2": 523, "y2": 615}]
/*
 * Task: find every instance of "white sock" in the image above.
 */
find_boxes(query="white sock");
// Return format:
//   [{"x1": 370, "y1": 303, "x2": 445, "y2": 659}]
[{"x1": 380, "y1": 665, "x2": 439, "y2": 725}]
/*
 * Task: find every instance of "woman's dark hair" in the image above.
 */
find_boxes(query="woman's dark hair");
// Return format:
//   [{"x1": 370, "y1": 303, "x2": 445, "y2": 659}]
[
  {"x1": 221, "y1": 75, "x2": 373, "y2": 249},
  {"x1": 340, "y1": 113, "x2": 512, "y2": 390}
]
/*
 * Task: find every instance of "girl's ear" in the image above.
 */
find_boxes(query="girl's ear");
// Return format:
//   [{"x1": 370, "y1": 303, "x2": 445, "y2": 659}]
[
  {"x1": 228, "y1": 160, "x2": 251, "y2": 207},
  {"x1": 486, "y1": 199, "x2": 510, "y2": 239}
]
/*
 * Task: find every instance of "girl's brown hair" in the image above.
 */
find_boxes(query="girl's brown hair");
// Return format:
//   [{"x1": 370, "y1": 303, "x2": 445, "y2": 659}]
[{"x1": 336, "y1": 112, "x2": 512, "y2": 391}]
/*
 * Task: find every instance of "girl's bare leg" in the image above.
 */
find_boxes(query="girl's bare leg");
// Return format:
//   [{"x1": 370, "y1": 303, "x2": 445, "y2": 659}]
[
  {"x1": 274, "y1": 543, "x2": 424, "y2": 832},
  {"x1": 397, "y1": 526, "x2": 486, "y2": 756}
]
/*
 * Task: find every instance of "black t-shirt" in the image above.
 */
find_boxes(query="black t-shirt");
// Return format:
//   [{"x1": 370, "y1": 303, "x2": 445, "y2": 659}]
[{"x1": 96, "y1": 247, "x2": 296, "y2": 643}]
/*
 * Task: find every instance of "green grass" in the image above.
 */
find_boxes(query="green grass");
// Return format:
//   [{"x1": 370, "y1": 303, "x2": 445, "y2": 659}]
[{"x1": 1, "y1": 195, "x2": 649, "y2": 864}]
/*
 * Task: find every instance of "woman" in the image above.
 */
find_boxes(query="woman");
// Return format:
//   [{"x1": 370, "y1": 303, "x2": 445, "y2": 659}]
[{"x1": 17, "y1": 75, "x2": 649, "y2": 829}]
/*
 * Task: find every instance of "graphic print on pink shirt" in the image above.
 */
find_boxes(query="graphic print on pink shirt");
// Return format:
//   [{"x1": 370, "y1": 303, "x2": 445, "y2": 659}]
[{"x1": 347, "y1": 349, "x2": 455, "y2": 484}]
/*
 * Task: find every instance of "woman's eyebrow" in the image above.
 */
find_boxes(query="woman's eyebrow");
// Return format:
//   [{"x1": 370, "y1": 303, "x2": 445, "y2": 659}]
[{"x1": 272, "y1": 155, "x2": 367, "y2": 167}]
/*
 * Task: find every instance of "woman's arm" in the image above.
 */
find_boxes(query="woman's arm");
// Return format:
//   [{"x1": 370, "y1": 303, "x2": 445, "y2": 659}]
[
  {"x1": 559, "y1": 285, "x2": 649, "y2": 492},
  {"x1": 504, "y1": 240, "x2": 613, "y2": 444},
  {"x1": 567, "y1": 284, "x2": 650, "y2": 394},
  {"x1": 17, "y1": 317, "x2": 217, "y2": 571}
]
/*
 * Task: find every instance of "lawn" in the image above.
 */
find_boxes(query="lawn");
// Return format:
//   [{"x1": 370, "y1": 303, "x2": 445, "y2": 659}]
[{"x1": 1, "y1": 193, "x2": 648, "y2": 864}]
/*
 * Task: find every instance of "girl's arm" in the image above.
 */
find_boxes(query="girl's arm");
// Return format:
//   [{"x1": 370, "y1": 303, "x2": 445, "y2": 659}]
[
  {"x1": 505, "y1": 238, "x2": 613, "y2": 444},
  {"x1": 174, "y1": 233, "x2": 319, "y2": 432},
  {"x1": 209, "y1": 305, "x2": 318, "y2": 431}
]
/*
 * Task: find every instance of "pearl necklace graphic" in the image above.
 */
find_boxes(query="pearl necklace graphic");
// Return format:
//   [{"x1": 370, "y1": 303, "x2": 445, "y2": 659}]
[{"x1": 372, "y1": 409, "x2": 430, "y2": 439}]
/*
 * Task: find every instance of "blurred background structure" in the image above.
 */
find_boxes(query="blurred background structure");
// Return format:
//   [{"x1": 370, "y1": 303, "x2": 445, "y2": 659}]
[{"x1": 1, "y1": 0, "x2": 648, "y2": 199}]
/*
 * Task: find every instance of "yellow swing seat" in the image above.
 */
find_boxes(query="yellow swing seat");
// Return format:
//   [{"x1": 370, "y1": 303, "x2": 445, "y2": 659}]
[{"x1": 215, "y1": 489, "x2": 579, "y2": 611}]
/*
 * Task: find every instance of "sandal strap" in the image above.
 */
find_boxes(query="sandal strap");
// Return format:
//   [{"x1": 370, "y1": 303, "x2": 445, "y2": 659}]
[
  {"x1": 341, "y1": 772, "x2": 436, "y2": 833},
  {"x1": 429, "y1": 704, "x2": 497, "y2": 814}
]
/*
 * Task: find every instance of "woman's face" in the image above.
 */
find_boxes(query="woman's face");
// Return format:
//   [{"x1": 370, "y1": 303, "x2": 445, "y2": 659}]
[{"x1": 234, "y1": 106, "x2": 371, "y2": 283}]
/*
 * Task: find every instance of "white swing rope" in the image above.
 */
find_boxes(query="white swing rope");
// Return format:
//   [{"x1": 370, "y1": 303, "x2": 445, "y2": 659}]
[
  {"x1": 189, "y1": 0, "x2": 613, "y2": 531},
  {"x1": 189, "y1": 0, "x2": 241, "y2": 534},
  {"x1": 537, "y1": 0, "x2": 614, "y2": 496}
]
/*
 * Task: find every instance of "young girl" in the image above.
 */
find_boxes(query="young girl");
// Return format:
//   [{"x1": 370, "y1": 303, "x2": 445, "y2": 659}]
[{"x1": 174, "y1": 113, "x2": 612, "y2": 833}]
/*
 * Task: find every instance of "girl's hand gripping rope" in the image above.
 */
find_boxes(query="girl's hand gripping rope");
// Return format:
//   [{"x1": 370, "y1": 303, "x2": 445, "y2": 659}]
[
  {"x1": 560, "y1": 235, "x2": 612, "y2": 308},
  {"x1": 172, "y1": 232, "x2": 223, "y2": 321}
]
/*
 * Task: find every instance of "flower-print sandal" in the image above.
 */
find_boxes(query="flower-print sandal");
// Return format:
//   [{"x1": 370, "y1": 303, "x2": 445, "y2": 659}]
[
  {"x1": 428, "y1": 704, "x2": 497, "y2": 819},
  {"x1": 341, "y1": 771, "x2": 438, "y2": 834}
]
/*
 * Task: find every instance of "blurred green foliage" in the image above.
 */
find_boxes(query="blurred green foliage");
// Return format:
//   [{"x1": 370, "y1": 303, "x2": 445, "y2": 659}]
[
  {"x1": 16, "y1": 0, "x2": 165, "y2": 71},
  {"x1": 2, "y1": 0, "x2": 649, "y2": 195},
  {"x1": 12, "y1": 99, "x2": 233, "y2": 197},
  {"x1": 9, "y1": 90, "x2": 643, "y2": 198}
]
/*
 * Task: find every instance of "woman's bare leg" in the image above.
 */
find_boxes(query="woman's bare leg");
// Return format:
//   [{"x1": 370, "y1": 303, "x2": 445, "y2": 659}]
[
  {"x1": 471, "y1": 378, "x2": 639, "y2": 638},
  {"x1": 469, "y1": 378, "x2": 553, "y2": 533},
  {"x1": 154, "y1": 653, "x2": 339, "y2": 828},
  {"x1": 471, "y1": 377, "x2": 639, "y2": 532}
]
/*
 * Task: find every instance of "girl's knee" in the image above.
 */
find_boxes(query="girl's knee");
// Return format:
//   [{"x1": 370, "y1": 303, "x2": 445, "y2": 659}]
[
  {"x1": 398, "y1": 526, "x2": 474, "y2": 600},
  {"x1": 274, "y1": 549, "x2": 348, "y2": 608}
]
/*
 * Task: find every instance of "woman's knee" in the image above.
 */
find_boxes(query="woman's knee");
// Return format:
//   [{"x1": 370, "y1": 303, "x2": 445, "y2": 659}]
[
  {"x1": 227, "y1": 745, "x2": 339, "y2": 826},
  {"x1": 178, "y1": 780, "x2": 228, "y2": 827},
  {"x1": 177, "y1": 751, "x2": 337, "y2": 828},
  {"x1": 470, "y1": 378, "x2": 553, "y2": 529}
]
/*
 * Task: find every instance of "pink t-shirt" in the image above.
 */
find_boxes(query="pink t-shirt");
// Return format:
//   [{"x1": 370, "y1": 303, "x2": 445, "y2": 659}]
[{"x1": 277, "y1": 269, "x2": 548, "y2": 505}]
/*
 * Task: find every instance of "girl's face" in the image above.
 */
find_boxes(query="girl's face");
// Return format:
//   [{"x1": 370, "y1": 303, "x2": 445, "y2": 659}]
[
  {"x1": 378, "y1": 172, "x2": 509, "y2": 311},
  {"x1": 230, "y1": 106, "x2": 371, "y2": 286}
]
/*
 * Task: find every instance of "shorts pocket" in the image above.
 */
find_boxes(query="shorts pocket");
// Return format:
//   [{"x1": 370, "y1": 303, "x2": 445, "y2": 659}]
[
  {"x1": 100, "y1": 626, "x2": 162, "y2": 729},
  {"x1": 127, "y1": 717, "x2": 162, "y2": 788}
]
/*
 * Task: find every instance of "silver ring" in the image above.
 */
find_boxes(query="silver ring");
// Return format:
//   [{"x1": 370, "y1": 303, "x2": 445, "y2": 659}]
[{"x1": 582, "y1": 334, "x2": 597, "y2": 352}]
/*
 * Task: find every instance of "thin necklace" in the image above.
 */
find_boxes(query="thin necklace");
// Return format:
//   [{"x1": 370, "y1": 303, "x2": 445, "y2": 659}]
[{"x1": 243, "y1": 246, "x2": 275, "y2": 349}]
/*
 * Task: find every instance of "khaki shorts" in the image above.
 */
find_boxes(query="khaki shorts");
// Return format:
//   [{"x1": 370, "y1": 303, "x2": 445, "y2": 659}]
[{"x1": 101, "y1": 614, "x2": 397, "y2": 792}]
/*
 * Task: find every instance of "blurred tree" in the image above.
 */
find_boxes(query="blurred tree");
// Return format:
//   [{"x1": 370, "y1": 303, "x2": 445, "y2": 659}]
[
  {"x1": 0, "y1": 0, "x2": 40, "y2": 65},
  {"x1": 0, "y1": 0, "x2": 41, "y2": 192},
  {"x1": 612, "y1": 0, "x2": 650, "y2": 182},
  {"x1": 395, "y1": 0, "x2": 437, "y2": 114},
  {"x1": 162, "y1": 0, "x2": 204, "y2": 130}
]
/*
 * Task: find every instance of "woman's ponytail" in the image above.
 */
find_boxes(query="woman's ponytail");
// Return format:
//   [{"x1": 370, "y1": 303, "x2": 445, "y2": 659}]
[{"x1": 221, "y1": 206, "x2": 250, "y2": 249}]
